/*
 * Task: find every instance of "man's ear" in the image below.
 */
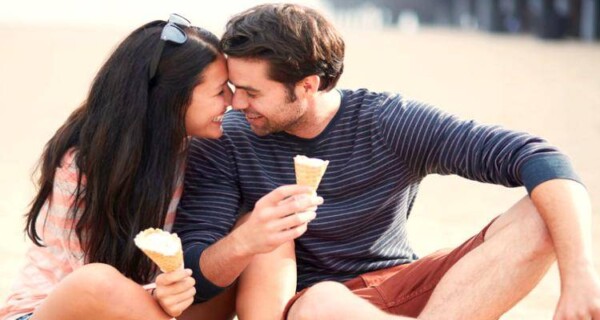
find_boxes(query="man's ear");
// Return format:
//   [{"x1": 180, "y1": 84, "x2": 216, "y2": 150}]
[{"x1": 296, "y1": 75, "x2": 320, "y2": 98}]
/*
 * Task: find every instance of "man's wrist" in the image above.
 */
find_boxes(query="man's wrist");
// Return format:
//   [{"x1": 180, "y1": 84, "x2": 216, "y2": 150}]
[
  {"x1": 565, "y1": 260, "x2": 596, "y2": 275},
  {"x1": 227, "y1": 227, "x2": 254, "y2": 259}
]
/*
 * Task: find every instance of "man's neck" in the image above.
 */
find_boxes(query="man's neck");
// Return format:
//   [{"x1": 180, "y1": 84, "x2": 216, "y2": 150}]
[{"x1": 286, "y1": 90, "x2": 342, "y2": 139}]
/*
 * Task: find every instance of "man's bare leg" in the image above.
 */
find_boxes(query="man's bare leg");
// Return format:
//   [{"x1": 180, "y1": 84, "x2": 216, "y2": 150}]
[
  {"x1": 236, "y1": 241, "x2": 297, "y2": 320},
  {"x1": 419, "y1": 196, "x2": 555, "y2": 320},
  {"x1": 289, "y1": 196, "x2": 554, "y2": 320},
  {"x1": 288, "y1": 281, "x2": 410, "y2": 320}
]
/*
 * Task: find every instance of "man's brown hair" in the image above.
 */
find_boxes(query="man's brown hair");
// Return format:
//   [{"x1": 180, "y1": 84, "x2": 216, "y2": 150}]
[{"x1": 221, "y1": 4, "x2": 345, "y2": 98}]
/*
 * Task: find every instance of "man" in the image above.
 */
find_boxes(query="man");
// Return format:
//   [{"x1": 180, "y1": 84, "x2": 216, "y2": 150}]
[{"x1": 174, "y1": 3, "x2": 600, "y2": 319}]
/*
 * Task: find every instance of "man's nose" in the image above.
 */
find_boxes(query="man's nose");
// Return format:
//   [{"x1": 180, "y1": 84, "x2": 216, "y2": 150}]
[{"x1": 231, "y1": 91, "x2": 247, "y2": 110}]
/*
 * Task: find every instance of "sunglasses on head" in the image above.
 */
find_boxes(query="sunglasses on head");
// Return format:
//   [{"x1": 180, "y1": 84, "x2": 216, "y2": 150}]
[{"x1": 148, "y1": 13, "x2": 191, "y2": 81}]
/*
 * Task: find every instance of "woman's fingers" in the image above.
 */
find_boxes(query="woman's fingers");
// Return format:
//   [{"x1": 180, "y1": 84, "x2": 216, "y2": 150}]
[
  {"x1": 156, "y1": 268, "x2": 192, "y2": 286},
  {"x1": 155, "y1": 273, "x2": 196, "y2": 317},
  {"x1": 165, "y1": 296, "x2": 195, "y2": 317}
]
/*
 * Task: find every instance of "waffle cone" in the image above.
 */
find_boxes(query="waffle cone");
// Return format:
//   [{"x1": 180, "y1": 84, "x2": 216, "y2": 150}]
[
  {"x1": 294, "y1": 156, "x2": 329, "y2": 193},
  {"x1": 134, "y1": 228, "x2": 183, "y2": 273},
  {"x1": 140, "y1": 247, "x2": 183, "y2": 273}
]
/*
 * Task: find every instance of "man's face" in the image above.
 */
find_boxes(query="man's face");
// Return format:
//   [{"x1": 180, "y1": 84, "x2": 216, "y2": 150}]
[{"x1": 227, "y1": 58, "x2": 307, "y2": 136}]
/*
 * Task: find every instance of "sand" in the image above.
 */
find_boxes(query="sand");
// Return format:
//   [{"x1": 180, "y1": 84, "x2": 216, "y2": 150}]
[{"x1": 0, "y1": 22, "x2": 598, "y2": 319}]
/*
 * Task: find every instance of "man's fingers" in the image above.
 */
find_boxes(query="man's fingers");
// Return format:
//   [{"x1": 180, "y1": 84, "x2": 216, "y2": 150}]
[
  {"x1": 256, "y1": 185, "x2": 313, "y2": 206},
  {"x1": 274, "y1": 211, "x2": 316, "y2": 231},
  {"x1": 554, "y1": 304, "x2": 600, "y2": 320},
  {"x1": 274, "y1": 194, "x2": 323, "y2": 218},
  {"x1": 275, "y1": 221, "x2": 309, "y2": 243}
]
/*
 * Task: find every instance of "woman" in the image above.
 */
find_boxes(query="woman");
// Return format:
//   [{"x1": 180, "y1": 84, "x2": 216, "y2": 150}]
[{"x1": 0, "y1": 14, "x2": 234, "y2": 320}]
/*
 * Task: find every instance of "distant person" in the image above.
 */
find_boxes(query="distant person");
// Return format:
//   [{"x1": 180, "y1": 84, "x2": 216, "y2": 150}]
[
  {"x1": 0, "y1": 14, "x2": 318, "y2": 320},
  {"x1": 173, "y1": 4, "x2": 600, "y2": 320}
]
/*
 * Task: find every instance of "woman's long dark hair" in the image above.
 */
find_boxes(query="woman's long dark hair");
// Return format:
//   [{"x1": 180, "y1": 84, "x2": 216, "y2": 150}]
[{"x1": 25, "y1": 21, "x2": 220, "y2": 284}]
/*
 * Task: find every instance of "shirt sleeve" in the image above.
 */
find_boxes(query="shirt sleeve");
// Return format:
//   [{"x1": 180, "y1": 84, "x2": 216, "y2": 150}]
[
  {"x1": 173, "y1": 137, "x2": 242, "y2": 302},
  {"x1": 375, "y1": 94, "x2": 581, "y2": 192}
]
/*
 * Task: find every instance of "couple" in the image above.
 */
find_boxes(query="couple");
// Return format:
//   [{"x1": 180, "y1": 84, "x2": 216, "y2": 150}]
[{"x1": 2, "y1": 4, "x2": 599, "y2": 320}]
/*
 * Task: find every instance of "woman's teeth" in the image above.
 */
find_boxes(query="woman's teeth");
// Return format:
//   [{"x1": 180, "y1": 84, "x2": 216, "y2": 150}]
[{"x1": 213, "y1": 115, "x2": 224, "y2": 122}]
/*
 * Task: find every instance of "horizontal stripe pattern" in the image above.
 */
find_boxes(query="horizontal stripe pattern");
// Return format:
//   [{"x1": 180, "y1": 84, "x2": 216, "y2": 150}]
[
  {"x1": 1, "y1": 150, "x2": 182, "y2": 320},
  {"x1": 175, "y1": 88, "x2": 564, "y2": 296}
]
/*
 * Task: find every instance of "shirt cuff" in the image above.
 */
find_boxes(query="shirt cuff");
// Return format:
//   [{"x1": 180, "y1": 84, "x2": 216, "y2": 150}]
[
  {"x1": 519, "y1": 153, "x2": 582, "y2": 194},
  {"x1": 184, "y1": 245, "x2": 228, "y2": 303}
]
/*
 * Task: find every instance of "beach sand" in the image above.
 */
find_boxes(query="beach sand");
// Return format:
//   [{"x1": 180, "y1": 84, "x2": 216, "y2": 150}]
[{"x1": 0, "y1": 23, "x2": 598, "y2": 319}]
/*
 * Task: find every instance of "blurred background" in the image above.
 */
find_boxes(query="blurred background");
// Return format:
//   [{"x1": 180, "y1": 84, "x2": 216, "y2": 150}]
[
  {"x1": 326, "y1": 0, "x2": 600, "y2": 41},
  {"x1": 1, "y1": 0, "x2": 599, "y2": 319}
]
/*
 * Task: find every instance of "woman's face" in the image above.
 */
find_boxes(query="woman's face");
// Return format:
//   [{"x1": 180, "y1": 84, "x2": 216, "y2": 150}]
[{"x1": 185, "y1": 55, "x2": 232, "y2": 139}]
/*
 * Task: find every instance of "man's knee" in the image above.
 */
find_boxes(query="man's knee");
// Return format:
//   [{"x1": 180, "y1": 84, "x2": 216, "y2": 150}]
[
  {"x1": 509, "y1": 197, "x2": 555, "y2": 259},
  {"x1": 288, "y1": 281, "x2": 350, "y2": 320}
]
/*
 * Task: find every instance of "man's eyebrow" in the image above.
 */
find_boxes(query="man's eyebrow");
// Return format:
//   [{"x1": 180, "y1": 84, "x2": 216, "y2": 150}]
[{"x1": 229, "y1": 81, "x2": 259, "y2": 92}]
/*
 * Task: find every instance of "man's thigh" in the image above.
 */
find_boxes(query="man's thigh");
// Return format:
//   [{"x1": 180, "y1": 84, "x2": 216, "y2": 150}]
[{"x1": 343, "y1": 217, "x2": 498, "y2": 317}]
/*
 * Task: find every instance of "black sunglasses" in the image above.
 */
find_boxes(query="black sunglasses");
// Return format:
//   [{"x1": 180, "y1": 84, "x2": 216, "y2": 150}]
[{"x1": 148, "y1": 14, "x2": 192, "y2": 81}]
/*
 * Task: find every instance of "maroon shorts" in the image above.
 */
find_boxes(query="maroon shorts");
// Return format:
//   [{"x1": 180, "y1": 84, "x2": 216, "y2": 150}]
[{"x1": 285, "y1": 217, "x2": 497, "y2": 318}]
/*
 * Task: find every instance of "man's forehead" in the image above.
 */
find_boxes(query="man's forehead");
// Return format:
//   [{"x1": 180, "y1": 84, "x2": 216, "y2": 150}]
[
  {"x1": 227, "y1": 58, "x2": 271, "y2": 89},
  {"x1": 227, "y1": 57, "x2": 268, "y2": 71}
]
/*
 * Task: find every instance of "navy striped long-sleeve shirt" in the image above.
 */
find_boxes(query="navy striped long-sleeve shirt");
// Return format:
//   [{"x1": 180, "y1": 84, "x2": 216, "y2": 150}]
[{"x1": 174, "y1": 88, "x2": 579, "y2": 301}]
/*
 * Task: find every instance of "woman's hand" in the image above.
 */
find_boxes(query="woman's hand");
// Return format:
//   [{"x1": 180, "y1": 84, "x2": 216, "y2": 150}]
[{"x1": 154, "y1": 268, "x2": 196, "y2": 317}]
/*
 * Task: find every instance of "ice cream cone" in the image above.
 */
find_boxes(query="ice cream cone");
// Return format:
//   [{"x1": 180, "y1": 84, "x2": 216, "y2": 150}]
[
  {"x1": 134, "y1": 228, "x2": 183, "y2": 273},
  {"x1": 294, "y1": 155, "x2": 329, "y2": 194}
]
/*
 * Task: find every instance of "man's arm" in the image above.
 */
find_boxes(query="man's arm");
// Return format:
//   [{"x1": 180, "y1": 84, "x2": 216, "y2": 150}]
[
  {"x1": 174, "y1": 138, "x2": 241, "y2": 301},
  {"x1": 376, "y1": 95, "x2": 600, "y2": 317},
  {"x1": 530, "y1": 179, "x2": 600, "y2": 319},
  {"x1": 375, "y1": 95, "x2": 569, "y2": 187},
  {"x1": 198, "y1": 186, "x2": 322, "y2": 288},
  {"x1": 175, "y1": 138, "x2": 322, "y2": 301}
]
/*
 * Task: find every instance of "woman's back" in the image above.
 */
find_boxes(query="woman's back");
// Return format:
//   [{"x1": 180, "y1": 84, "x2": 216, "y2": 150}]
[{"x1": 0, "y1": 149, "x2": 182, "y2": 319}]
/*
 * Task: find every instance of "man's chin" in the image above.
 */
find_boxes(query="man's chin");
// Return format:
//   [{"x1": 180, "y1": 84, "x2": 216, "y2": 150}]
[
  {"x1": 250, "y1": 124, "x2": 283, "y2": 137},
  {"x1": 249, "y1": 125, "x2": 270, "y2": 137}
]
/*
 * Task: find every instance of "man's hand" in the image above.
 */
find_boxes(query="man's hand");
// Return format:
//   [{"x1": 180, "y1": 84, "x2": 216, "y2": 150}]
[
  {"x1": 554, "y1": 266, "x2": 600, "y2": 320},
  {"x1": 234, "y1": 184, "x2": 323, "y2": 255},
  {"x1": 531, "y1": 180, "x2": 600, "y2": 320},
  {"x1": 154, "y1": 268, "x2": 196, "y2": 317}
]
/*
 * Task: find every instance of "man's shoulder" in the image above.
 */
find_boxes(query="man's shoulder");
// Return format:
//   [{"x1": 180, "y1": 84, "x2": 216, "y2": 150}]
[{"x1": 340, "y1": 88, "x2": 404, "y2": 110}]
